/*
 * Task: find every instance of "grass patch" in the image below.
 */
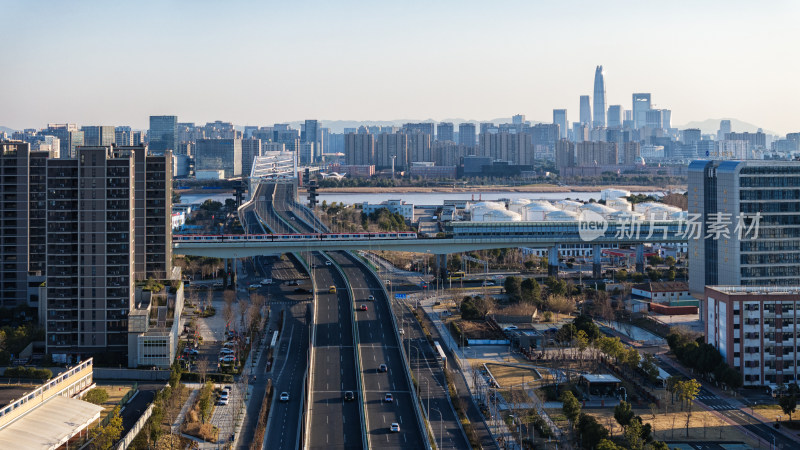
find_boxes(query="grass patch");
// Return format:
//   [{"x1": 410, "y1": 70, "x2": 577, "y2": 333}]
[{"x1": 485, "y1": 363, "x2": 541, "y2": 388}]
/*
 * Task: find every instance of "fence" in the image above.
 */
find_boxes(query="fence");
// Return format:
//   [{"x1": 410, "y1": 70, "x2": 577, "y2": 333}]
[{"x1": 115, "y1": 403, "x2": 154, "y2": 450}]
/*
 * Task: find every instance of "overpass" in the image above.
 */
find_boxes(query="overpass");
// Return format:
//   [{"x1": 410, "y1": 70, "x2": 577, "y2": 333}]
[{"x1": 173, "y1": 220, "x2": 688, "y2": 276}]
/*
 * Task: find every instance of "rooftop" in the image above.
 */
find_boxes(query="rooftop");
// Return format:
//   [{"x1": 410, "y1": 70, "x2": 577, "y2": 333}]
[
  {"x1": 707, "y1": 285, "x2": 800, "y2": 296},
  {"x1": 0, "y1": 395, "x2": 102, "y2": 450},
  {"x1": 580, "y1": 374, "x2": 621, "y2": 384},
  {"x1": 633, "y1": 281, "x2": 689, "y2": 292}
]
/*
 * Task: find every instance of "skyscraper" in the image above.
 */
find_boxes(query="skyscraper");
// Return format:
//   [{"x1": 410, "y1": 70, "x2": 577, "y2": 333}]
[
  {"x1": 579, "y1": 95, "x2": 591, "y2": 125},
  {"x1": 718, "y1": 120, "x2": 732, "y2": 140},
  {"x1": 195, "y1": 139, "x2": 243, "y2": 177},
  {"x1": 303, "y1": 119, "x2": 323, "y2": 158},
  {"x1": 607, "y1": 105, "x2": 622, "y2": 128},
  {"x1": 437, "y1": 122, "x2": 454, "y2": 142},
  {"x1": 42, "y1": 124, "x2": 84, "y2": 159},
  {"x1": 592, "y1": 66, "x2": 606, "y2": 128},
  {"x1": 553, "y1": 110, "x2": 568, "y2": 139},
  {"x1": 345, "y1": 132, "x2": 375, "y2": 166},
  {"x1": 632, "y1": 93, "x2": 651, "y2": 129},
  {"x1": 375, "y1": 133, "x2": 408, "y2": 170},
  {"x1": 402, "y1": 122, "x2": 435, "y2": 137},
  {"x1": 115, "y1": 126, "x2": 133, "y2": 146},
  {"x1": 148, "y1": 115, "x2": 178, "y2": 154},
  {"x1": 81, "y1": 126, "x2": 115, "y2": 146},
  {"x1": 458, "y1": 123, "x2": 476, "y2": 148},
  {"x1": 241, "y1": 138, "x2": 262, "y2": 176}
]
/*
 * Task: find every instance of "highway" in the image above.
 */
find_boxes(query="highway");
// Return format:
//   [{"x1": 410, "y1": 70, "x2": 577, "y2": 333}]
[
  {"x1": 266, "y1": 184, "x2": 364, "y2": 449},
  {"x1": 330, "y1": 251, "x2": 427, "y2": 449}
]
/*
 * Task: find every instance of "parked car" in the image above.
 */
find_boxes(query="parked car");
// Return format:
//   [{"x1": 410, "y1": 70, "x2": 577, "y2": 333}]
[
  {"x1": 482, "y1": 280, "x2": 495, "y2": 286},
  {"x1": 344, "y1": 391, "x2": 354, "y2": 401},
  {"x1": 217, "y1": 397, "x2": 229, "y2": 406},
  {"x1": 183, "y1": 348, "x2": 199, "y2": 355},
  {"x1": 219, "y1": 355, "x2": 236, "y2": 363},
  {"x1": 398, "y1": 328, "x2": 405, "y2": 335},
  {"x1": 384, "y1": 393, "x2": 393, "y2": 403},
  {"x1": 248, "y1": 284, "x2": 260, "y2": 290},
  {"x1": 280, "y1": 392, "x2": 290, "y2": 402},
  {"x1": 261, "y1": 278, "x2": 273, "y2": 285},
  {"x1": 503, "y1": 326, "x2": 518, "y2": 331},
  {"x1": 213, "y1": 282, "x2": 223, "y2": 288},
  {"x1": 390, "y1": 423, "x2": 400, "y2": 433},
  {"x1": 325, "y1": 260, "x2": 332, "y2": 266},
  {"x1": 220, "y1": 348, "x2": 235, "y2": 355}
]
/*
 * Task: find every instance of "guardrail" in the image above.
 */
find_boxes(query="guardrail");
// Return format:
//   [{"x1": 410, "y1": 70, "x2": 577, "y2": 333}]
[
  {"x1": 300, "y1": 253, "x2": 317, "y2": 450},
  {"x1": 350, "y1": 251, "x2": 432, "y2": 449},
  {"x1": 327, "y1": 254, "x2": 370, "y2": 450}
]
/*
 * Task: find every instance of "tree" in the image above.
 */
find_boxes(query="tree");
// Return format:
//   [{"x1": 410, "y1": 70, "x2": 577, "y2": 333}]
[
  {"x1": 614, "y1": 400, "x2": 634, "y2": 429},
  {"x1": 779, "y1": 393, "x2": 797, "y2": 421},
  {"x1": 89, "y1": 406, "x2": 123, "y2": 449},
  {"x1": 624, "y1": 416, "x2": 644, "y2": 450},
  {"x1": 521, "y1": 278, "x2": 542, "y2": 306},
  {"x1": 573, "y1": 314, "x2": 601, "y2": 341},
  {"x1": 504, "y1": 276, "x2": 521, "y2": 302},
  {"x1": 597, "y1": 439, "x2": 623, "y2": 450},
  {"x1": 196, "y1": 359, "x2": 210, "y2": 385},
  {"x1": 84, "y1": 387, "x2": 109, "y2": 405},
  {"x1": 547, "y1": 295, "x2": 575, "y2": 315},
  {"x1": 676, "y1": 379, "x2": 701, "y2": 437},
  {"x1": 649, "y1": 441, "x2": 670, "y2": 450},
  {"x1": 561, "y1": 390, "x2": 581, "y2": 426},
  {"x1": 577, "y1": 412, "x2": 608, "y2": 449},
  {"x1": 556, "y1": 323, "x2": 577, "y2": 343},
  {"x1": 640, "y1": 353, "x2": 660, "y2": 383}
]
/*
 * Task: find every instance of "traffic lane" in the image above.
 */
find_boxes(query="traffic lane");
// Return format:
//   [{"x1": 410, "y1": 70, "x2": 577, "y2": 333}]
[
  {"x1": 364, "y1": 390, "x2": 425, "y2": 449},
  {"x1": 361, "y1": 345, "x2": 399, "y2": 392},
  {"x1": 119, "y1": 384, "x2": 158, "y2": 432},
  {"x1": 309, "y1": 346, "x2": 361, "y2": 450},
  {"x1": 264, "y1": 304, "x2": 308, "y2": 450}
]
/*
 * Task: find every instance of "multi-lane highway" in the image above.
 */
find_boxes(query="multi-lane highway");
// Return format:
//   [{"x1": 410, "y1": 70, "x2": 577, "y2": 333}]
[{"x1": 330, "y1": 251, "x2": 427, "y2": 449}]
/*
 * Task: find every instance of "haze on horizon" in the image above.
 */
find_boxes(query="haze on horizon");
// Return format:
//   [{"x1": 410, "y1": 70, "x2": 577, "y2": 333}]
[{"x1": 1, "y1": 0, "x2": 798, "y2": 134}]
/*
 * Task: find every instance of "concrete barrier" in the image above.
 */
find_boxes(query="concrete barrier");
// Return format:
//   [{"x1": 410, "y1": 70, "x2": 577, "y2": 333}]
[
  {"x1": 115, "y1": 403, "x2": 154, "y2": 449},
  {"x1": 94, "y1": 368, "x2": 171, "y2": 381}
]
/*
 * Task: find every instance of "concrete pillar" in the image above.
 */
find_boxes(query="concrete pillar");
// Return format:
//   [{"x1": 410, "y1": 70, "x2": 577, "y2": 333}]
[
  {"x1": 548, "y1": 245, "x2": 560, "y2": 277},
  {"x1": 592, "y1": 244, "x2": 602, "y2": 279},
  {"x1": 635, "y1": 244, "x2": 645, "y2": 274},
  {"x1": 434, "y1": 254, "x2": 448, "y2": 280}
]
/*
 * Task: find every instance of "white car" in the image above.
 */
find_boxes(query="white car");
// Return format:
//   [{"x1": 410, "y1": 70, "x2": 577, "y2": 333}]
[
  {"x1": 219, "y1": 355, "x2": 236, "y2": 363},
  {"x1": 398, "y1": 328, "x2": 405, "y2": 335},
  {"x1": 220, "y1": 348, "x2": 235, "y2": 355},
  {"x1": 325, "y1": 260, "x2": 332, "y2": 266},
  {"x1": 503, "y1": 326, "x2": 518, "y2": 331},
  {"x1": 368, "y1": 295, "x2": 375, "y2": 301},
  {"x1": 279, "y1": 392, "x2": 290, "y2": 402},
  {"x1": 482, "y1": 280, "x2": 495, "y2": 286},
  {"x1": 248, "y1": 284, "x2": 260, "y2": 290},
  {"x1": 261, "y1": 279, "x2": 273, "y2": 285},
  {"x1": 217, "y1": 396, "x2": 229, "y2": 406},
  {"x1": 390, "y1": 423, "x2": 400, "y2": 433}
]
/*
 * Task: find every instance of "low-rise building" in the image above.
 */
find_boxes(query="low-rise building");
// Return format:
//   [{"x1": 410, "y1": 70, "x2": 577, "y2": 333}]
[
  {"x1": 362, "y1": 199, "x2": 415, "y2": 223},
  {"x1": 632, "y1": 282, "x2": 692, "y2": 303},
  {"x1": 705, "y1": 285, "x2": 800, "y2": 386},
  {"x1": 127, "y1": 281, "x2": 184, "y2": 368}
]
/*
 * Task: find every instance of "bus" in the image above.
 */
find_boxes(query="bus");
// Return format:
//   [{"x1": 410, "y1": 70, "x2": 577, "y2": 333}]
[
  {"x1": 433, "y1": 341, "x2": 447, "y2": 368},
  {"x1": 447, "y1": 271, "x2": 465, "y2": 281}
]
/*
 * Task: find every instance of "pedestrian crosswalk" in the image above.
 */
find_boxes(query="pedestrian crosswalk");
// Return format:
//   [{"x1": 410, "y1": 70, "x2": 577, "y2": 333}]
[{"x1": 696, "y1": 394, "x2": 735, "y2": 410}]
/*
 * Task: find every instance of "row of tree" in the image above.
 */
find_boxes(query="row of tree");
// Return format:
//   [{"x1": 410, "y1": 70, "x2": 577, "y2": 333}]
[{"x1": 667, "y1": 331, "x2": 742, "y2": 390}]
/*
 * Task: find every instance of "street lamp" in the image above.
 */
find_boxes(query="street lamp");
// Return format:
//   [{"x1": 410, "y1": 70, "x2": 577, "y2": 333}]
[{"x1": 431, "y1": 407, "x2": 443, "y2": 450}]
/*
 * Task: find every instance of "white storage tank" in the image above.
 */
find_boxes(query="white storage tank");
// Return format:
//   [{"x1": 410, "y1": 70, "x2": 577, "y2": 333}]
[
  {"x1": 606, "y1": 197, "x2": 632, "y2": 212},
  {"x1": 580, "y1": 203, "x2": 616, "y2": 217},
  {"x1": 544, "y1": 210, "x2": 579, "y2": 221},
  {"x1": 470, "y1": 201, "x2": 507, "y2": 221},
  {"x1": 554, "y1": 200, "x2": 582, "y2": 212},
  {"x1": 601, "y1": 188, "x2": 631, "y2": 201},
  {"x1": 522, "y1": 201, "x2": 559, "y2": 221},
  {"x1": 482, "y1": 209, "x2": 522, "y2": 222},
  {"x1": 507, "y1": 198, "x2": 531, "y2": 214}
]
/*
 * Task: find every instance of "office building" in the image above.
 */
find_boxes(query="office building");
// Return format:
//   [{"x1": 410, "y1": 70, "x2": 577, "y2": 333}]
[
  {"x1": 298, "y1": 142, "x2": 315, "y2": 166},
  {"x1": 303, "y1": 119, "x2": 322, "y2": 157},
  {"x1": 115, "y1": 126, "x2": 133, "y2": 147},
  {"x1": 689, "y1": 160, "x2": 800, "y2": 297},
  {"x1": 345, "y1": 132, "x2": 375, "y2": 166},
  {"x1": 32, "y1": 135, "x2": 61, "y2": 158},
  {"x1": 553, "y1": 110, "x2": 568, "y2": 139},
  {"x1": 645, "y1": 109, "x2": 663, "y2": 130},
  {"x1": 0, "y1": 142, "x2": 48, "y2": 309},
  {"x1": 458, "y1": 123, "x2": 476, "y2": 148},
  {"x1": 704, "y1": 285, "x2": 800, "y2": 386},
  {"x1": 555, "y1": 140, "x2": 575, "y2": 171},
  {"x1": 579, "y1": 95, "x2": 591, "y2": 125},
  {"x1": 725, "y1": 132, "x2": 767, "y2": 150},
  {"x1": 195, "y1": 139, "x2": 242, "y2": 177},
  {"x1": 437, "y1": 122, "x2": 454, "y2": 142},
  {"x1": 148, "y1": 116, "x2": 178, "y2": 154},
  {"x1": 682, "y1": 129, "x2": 702, "y2": 145},
  {"x1": 632, "y1": 93, "x2": 651, "y2": 129},
  {"x1": 241, "y1": 138, "x2": 262, "y2": 177},
  {"x1": 81, "y1": 126, "x2": 115, "y2": 147},
  {"x1": 607, "y1": 105, "x2": 622, "y2": 128},
  {"x1": 576, "y1": 141, "x2": 617, "y2": 166},
  {"x1": 621, "y1": 142, "x2": 641, "y2": 165},
  {"x1": 402, "y1": 122, "x2": 435, "y2": 137},
  {"x1": 592, "y1": 66, "x2": 606, "y2": 128},
  {"x1": 45, "y1": 145, "x2": 172, "y2": 362},
  {"x1": 42, "y1": 124, "x2": 84, "y2": 159},
  {"x1": 572, "y1": 122, "x2": 589, "y2": 143},
  {"x1": 408, "y1": 132, "x2": 432, "y2": 163}
]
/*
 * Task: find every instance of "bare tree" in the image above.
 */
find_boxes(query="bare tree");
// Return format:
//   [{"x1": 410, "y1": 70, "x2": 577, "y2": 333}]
[
  {"x1": 546, "y1": 295, "x2": 576, "y2": 315},
  {"x1": 196, "y1": 359, "x2": 210, "y2": 385},
  {"x1": 247, "y1": 304, "x2": 260, "y2": 333},
  {"x1": 205, "y1": 290, "x2": 214, "y2": 310},
  {"x1": 224, "y1": 289, "x2": 236, "y2": 307},
  {"x1": 250, "y1": 293, "x2": 266, "y2": 309},
  {"x1": 238, "y1": 298, "x2": 249, "y2": 330},
  {"x1": 223, "y1": 302, "x2": 234, "y2": 328}
]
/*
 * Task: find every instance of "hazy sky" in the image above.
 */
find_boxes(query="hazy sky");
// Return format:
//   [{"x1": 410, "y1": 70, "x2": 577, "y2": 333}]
[{"x1": 2, "y1": 0, "x2": 798, "y2": 133}]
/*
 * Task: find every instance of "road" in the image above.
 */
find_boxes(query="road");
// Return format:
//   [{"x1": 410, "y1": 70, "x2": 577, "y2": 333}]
[{"x1": 330, "y1": 251, "x2": 427, "y2": 449}]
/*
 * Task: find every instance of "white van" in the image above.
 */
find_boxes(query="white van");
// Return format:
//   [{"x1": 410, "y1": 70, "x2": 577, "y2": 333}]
[{"x1": 261, "y1": 279, "x2": 273, "y2": 285}]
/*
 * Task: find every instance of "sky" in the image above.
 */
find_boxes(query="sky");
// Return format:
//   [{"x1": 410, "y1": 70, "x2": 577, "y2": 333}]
[{"x1": 1, "y1": 0, "x2": 799, "y2": 134}]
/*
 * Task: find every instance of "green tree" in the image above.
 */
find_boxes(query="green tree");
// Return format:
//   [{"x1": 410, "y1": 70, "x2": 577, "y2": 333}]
[
  {"x1": 504, "y1": 276, "x2": 522, "y2": 302},
  {"x1": 573, "y1": 314, "x2": 601, "y2": 341},
  {"x1": 577, "y1": 412, "x2": 609, "y2": 449},
  {"x1": 596, "y1": 439, "x2": 623, "y2": 450},
  {"x1": 561, "y1": 390, "x2": 581, "y2": 426},
  {"x1": 84, "y1": 388, "x2": 109, "y2": 405},
  {"x1": 649, "y1": 441, "x2": 670, "y2": 450},
  {"x1": 640, "y1": 353, "x2": 660, "y2": 383},
  {"x1": 521, "y1": 278, "x2": 542, "y2": 306},
  {"x1": 614, "y1": 400, "x2": 634, "y2": 428},
  {"x1": 779, "y1": 393, "x2": 797, "y2": 421},
  {"x1": 89, "y1": 406, "x2": 123, "y2": 449},
  {"x1": 624, "y1": 415, "x2": 644, "y2": 450},
  {"x1": 556, "y1": 323, "x2": 577, "y2": 343},
  {"x1": 676, "y1": 379, "x2": 701, "y2": 437}
]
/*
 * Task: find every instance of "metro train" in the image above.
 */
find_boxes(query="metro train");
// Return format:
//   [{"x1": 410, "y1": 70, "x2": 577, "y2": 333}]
[{"x1": 173, "y1": 231, "x2": 418, "y2": 242}]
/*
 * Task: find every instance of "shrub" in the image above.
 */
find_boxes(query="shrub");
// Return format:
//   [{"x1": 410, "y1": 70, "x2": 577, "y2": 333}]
[
  {"x1": 3, "y1": 366, "x2": 52, "y2": 380},
  {"x1": 84, "y1": 387, "x2": 109, "y2": 405}
]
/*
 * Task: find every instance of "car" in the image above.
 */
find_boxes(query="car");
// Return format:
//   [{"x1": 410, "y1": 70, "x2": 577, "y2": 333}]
[
  {"x1": 219, "y1": 355, "x2": 236, "y2": 363},
  {"x1": 482, "y1": 280, "x2": 495, "y2": 286},
  {"x1": 248, "y1": 284, "x2": 260, "y2": 290},
  {"x1": 384, "y1": 393, "x2": 393, "y2": 403},
  {"x1": 219, "y1": 391, "x2": 229, "y2": 400},
  {"x1": 223, "y1": 385, "x2": 233, "y2": 392},
  {"x1": 287, "y1": 280, "x2": 299, "y2": 286},
  {"x1": 222, "y1": 341, "x2": 235, "y2": 349},
  {"x1": 325, "y1": 260, "x2": 332, "y2": 266},
  {"x1": 390, "y1": 423, "x2": 400, "y2": 433},
  {"x1": 398, "y1": 328, "x2": 405, "y2": 335},
  {"x1": 360, "y1": 304, "x2": 368, "y2": 311},
  {"x1": 344, "y1": 391, "x2": 354, "y2": 401},
  {"x1": 183, "y1": 348, "x2": 199, "y2": 355},
  {"x1": 379, "y1": 364, "x2": 387, "y2": 373},
  {"x1": 367, "y1": 295, "x2": 375, "y2": 301},
  {"x1": 280, "y1": 392, "x2": 290, "y2": 402},
  {"x1": 217, "y1": 397, "x2": 229, "y2": 406},
  {"x1": 213, "y1": 282, "x2": 223, "y2": 288},
  {"x1": 328, "y1": 285, "x2": 336, "y2": 293},
  {"x1": 261, "y1": 278, "x2": 273, "y2": 285},
  {"x1": 220, "y1": 348, "x2": 234, "y2": 355},
  {"x1": 503, "y1": 326, "x2": 518, "y2": 331}
]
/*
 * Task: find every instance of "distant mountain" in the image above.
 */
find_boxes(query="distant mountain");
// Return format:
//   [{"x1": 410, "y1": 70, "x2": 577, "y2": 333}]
[
  {"x1": 675, "y1": 118, "x2": 777, "y2": 136},
  {"x1": 0, "y1": 126, "x2": 17, "y2": 135}
]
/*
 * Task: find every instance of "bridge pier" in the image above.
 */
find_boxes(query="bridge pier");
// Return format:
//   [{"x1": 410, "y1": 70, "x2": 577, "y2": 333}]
[
  {"x1": 548, "y1": 245, "x2": 559, "y2": 277},
  {"x1": 635, "y1": 244, "x2": 645, "y2": 273},
  {"x1": 592, "y1": 244, "x2": 602, "y2": 279},
  {"x1": 434, "y1": 254, "x2": 448, "y2": 281}
]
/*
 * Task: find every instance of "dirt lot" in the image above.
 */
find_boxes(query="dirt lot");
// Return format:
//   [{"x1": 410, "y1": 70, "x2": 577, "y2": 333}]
[
  {"x1": 94, "y1": 384, "x2": 134, "y2": 415},
  {"x1": 452, "y1": 318, "x2": 506, "y2": 340},
  {"x1": 485, "y1": 363, "x2": 543, "y2": 388}
]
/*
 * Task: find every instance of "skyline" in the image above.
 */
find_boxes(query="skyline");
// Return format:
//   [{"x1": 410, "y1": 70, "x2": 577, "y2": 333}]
[{"x1": 1, "y1": 1, "x2": 799, "y2": 133}]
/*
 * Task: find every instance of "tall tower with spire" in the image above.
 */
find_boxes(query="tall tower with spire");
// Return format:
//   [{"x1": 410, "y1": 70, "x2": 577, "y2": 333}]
[{"x1": 593, "y1": 66, "x2": 606, "y2": 128}]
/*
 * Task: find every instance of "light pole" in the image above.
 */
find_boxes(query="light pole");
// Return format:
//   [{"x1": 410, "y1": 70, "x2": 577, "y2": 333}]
[{"x1": 431, "y1": 407, "x2": 443, "y2": 450}]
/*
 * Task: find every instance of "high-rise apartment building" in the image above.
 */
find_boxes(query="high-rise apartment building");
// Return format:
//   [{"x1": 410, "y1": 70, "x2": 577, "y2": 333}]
[
  {"x1": 682, "y1": 129, "x2": 702, "y2": 145},
  {"x1": 345, "y1": 132, "x2": 375, "y2": 166},
  {"x1": 688, "y1": 160, "x2": 800, "y2": 297},
  {"x1": 553, "y1": 110, "x2": 568, "y2": 139},
  {"x1": 0, "y1": 142, "x2": 48, "y2": 309},
  {"x1": 148, "y1": 115, "x2": 178, "y2": 154},
  {"x1": 621, "y1": 142, "x2": 641, "y2": 165},
  {"x1": 437, "y1": 122, "x2": 454, "y2": 142},
  {"x1": 402, "y1": 123, "x2": 435, "y2": 137},
  {"x1": 297, "y1": 142, "x2": 315, "y2": 166},
  {"x1": 303, "y1": 120, "x2": 322, "y2": 158},
  {"x1": 576, "y1": 141, "x2": 617, "y2": 166},
  {"x1": 592, "y1": 66, "x2": 606, "y2": 128},
  {"x1": 241, "y1": 138, "x2": 262, "y2": 175},
  {"x1": 81, "y1": 126, "x2": 115, "y2": 146},
  {"x1": 195, "y1": 139, "x2": 242, "y2": 177},
  {"x1": 408, "y1": 132, "x2": 432, "y2": 163},
  {"x1": 718, "y1": 120, "x2": 732, "y2": 140},
  {"x1": 579, "y1": 95, "x2": 591, "y2": 125},
  {"x1": 115, "y1": 126, "x2": 134, "y2": 147},
  {"x1": 632, "y1": 93, "x2": 651, "y2": 129},
  {"x1": 555, "y1": 140, "x2": 575, "y2": 171},
  {"x1": 458, "y1": 123, "x2": 476, "y2": 148},
  {"x1": 607, "y1": 105, "x2": 622, "y2": 128},
  {"x1": 45, "y1": 145, "x2": 172, "y2": 362},
  {"x1": 375, "y1": 133, "x2": 408, "y2": 170}
]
